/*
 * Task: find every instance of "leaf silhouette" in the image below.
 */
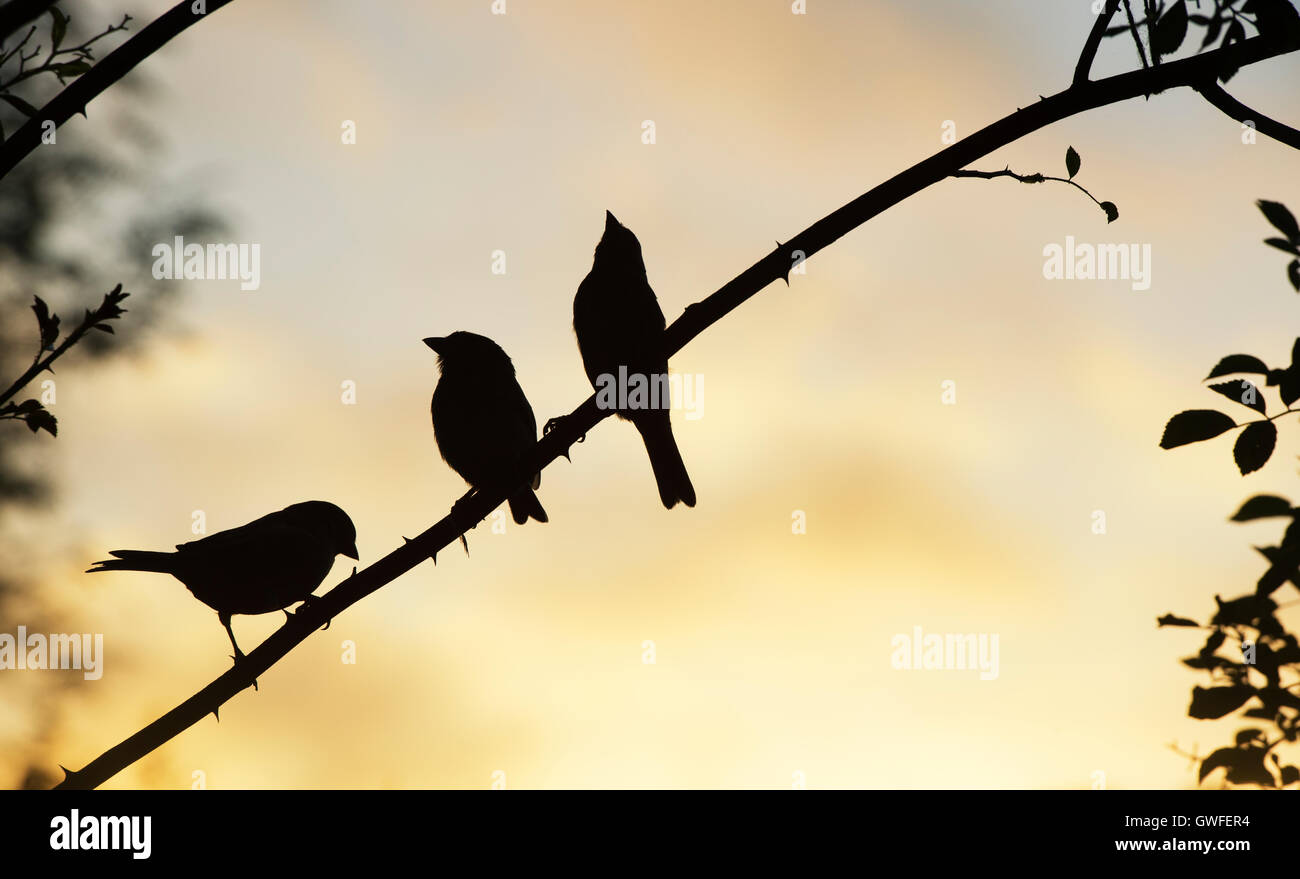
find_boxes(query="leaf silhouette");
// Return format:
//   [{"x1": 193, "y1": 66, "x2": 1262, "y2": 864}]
[
  {"x1": 1154, "y1": 0, "x2": 1189, "y2": 58},
  {"x1": 49, "y1": 7, "x2": 67, "y2": 50},
  {"x1": 1289, "y1": 260, "x2": 1300, "y2": 292},
  {"x1": 54, "y1": 61, "x2": 92, "y2": 78},
  {"x1": 31, "y1": 296, "x2": 60, "y2": 350},
  {"x1": 1234, "y1": 728, "x2": 1265, "y2": 745},
  {"x1": 1253, "y1": 545, "x2": 1300, "y2": 597},
  {"x1": 1264, "y1": 237, "x2": 1300, "y2": 255},
  {"x1": 1157, "y1": 613, "x2": 1201, "y2": 627},
  {"x1": 1065, "y1": 145, "x2": 1080, "y2": 180},
  {"x1": 1258, "y1": 200, "x2": 1300, "y2": 245},
  {"x1": 1226, "y1": 750, "x2": 1276, "y2": 787},
  {"x1": 1183, "y1": 653, "x2": 1234, "y2": 670},
  {"x1": 1159, "y1": 410, "x2": 1236, "y2": 448},
  {"x1": 1211, "y1": 593, "x2": 1277, "y2": 627},
  {"x1": 1100, "y1": 201, "x2": 1119, "y2": 223},
  {"x1": 1199, "y1": 746, "x2": 1240, "y2": 781},
  {"x1": 1189, "y1": 685, "x2": 1255, "y2": 720},
  {"x1": 1233, "y1": 422, "x2": 1277, "y2": 475},
  {"x1": 24, "y1": 408, "x2": 56, "y2": 436},
  {"x1": 1230, "y1": 494, "x2": 1294, "y2": 521},
  {"x1": 1205, "y1": 354, "x2": 1269, "y2": 379},
  {"x1": 1208, "y1": 380, "x2": 1266, "y2": 415},
  {"x1": 1280, "y1": 370, "x2": 1300, "y2": 406}
]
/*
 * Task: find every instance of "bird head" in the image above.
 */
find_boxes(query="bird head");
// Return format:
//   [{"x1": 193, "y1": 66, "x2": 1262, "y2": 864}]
[
  {"x1": 592, "y1": 210, "x2": 645, "y2": 273},
  {"x1": 285, "y1": 501, "x2": 359, "y2": 560},
  {"x1": 423, "y1": 331, "x2": 515, "y2": 376}
]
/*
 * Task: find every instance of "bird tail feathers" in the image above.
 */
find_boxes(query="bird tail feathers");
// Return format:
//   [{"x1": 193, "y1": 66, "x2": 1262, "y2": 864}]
[
  {"x1": 636, "y1": 415, "x2": 696, "y2": 509},
  {"x1": 85, "y1": 549, "x2": 175, "y2": 575},
  {"x1": 508, "y1": 488, "x2": 548, "y2": 525}
]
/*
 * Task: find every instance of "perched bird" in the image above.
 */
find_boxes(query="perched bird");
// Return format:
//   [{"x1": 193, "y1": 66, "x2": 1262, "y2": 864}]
[
  {"x1": 87, "y1": 501, "x2": 358, "y2": 660},
  {"x1": 425, "y1": 331, "x2": 548, "y2": 525},
  {"x1": 572, "y1": 211, "x2": 695, "y2": 508}
]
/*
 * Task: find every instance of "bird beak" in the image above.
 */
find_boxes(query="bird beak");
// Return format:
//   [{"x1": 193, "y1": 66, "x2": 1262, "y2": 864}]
[
  {"x1": 422, "y1": 337, "x2": 445, "y2": 353},
  {"x1": 342, "y1": 542, "x2": 359, "y2": 560},
  {"x1": 605, "y1": 210, "x2": 619, "y2": 231}
]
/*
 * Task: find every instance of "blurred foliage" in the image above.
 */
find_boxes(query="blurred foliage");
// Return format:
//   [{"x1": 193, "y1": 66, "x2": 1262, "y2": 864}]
[{"x1": 0, "y1": 3, "x2": 225, "y2": 789}]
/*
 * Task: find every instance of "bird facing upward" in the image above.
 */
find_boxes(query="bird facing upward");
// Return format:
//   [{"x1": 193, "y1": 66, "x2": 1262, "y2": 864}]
[
  {"x1": 86, "y1": 500, "x2": 358, "y2": 660},
  {"x1": 425, "y1": 331, "x2": 548, "y2": 525},
  {"x1": 573, "y1": 211, "x2": 695, "y2": 509}
]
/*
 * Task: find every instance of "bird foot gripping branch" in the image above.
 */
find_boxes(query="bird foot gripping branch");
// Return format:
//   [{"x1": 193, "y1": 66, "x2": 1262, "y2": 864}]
[
  {"x1": 542, "y1": 415, "x2": 586, "y2": 459},
  {"x1": 283, "y1": 594, "x2": 331, "y2": 630}
]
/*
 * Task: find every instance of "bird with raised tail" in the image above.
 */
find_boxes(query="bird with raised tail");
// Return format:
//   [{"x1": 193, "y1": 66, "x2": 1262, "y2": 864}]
[{"x1": 572, "y1": 211, "x2": 696, "y2": 509}]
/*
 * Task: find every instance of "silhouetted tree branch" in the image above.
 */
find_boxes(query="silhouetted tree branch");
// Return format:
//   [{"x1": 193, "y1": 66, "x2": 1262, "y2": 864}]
[
  {"x1": 0, "y1": 0, "x2": 234, "y2": 182},
  {"x1": 1075, "y1": 0, "x2": 1123, "y2": 84},
  {"x1": 1196, "y1": 79, "x2": 1300, "y2": 150},
  {"x1": 52, "y1": 20, "x2": 1300, "y2": 791}
]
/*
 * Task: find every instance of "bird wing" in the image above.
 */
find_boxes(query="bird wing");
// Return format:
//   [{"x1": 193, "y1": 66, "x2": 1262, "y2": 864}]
[
  {"x1": 174, "y1": 506, "x2": 292, "y2": 553},
  {"x1": 174, "y1": 521, "x2": 335, "y2": 615},
  {"x1": 574, "y1": 272, "x2": 670, "y2": 383},
  {"x1": 433, "y1": 375, "x2": 539, "y2": 490}
]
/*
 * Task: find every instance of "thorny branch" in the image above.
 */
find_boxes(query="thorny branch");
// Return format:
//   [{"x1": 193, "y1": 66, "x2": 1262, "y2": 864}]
[{"x1": 53, "y1": 19, "x2": 1300, "y2": 790}]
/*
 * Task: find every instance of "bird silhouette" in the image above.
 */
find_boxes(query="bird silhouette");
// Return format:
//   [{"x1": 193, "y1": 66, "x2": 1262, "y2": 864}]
[
  {"x1": 573, "y1": 211, "x2": 695, "y2": 508},
  {"x1": 425, "y1": 331, "x2": 548, "y2": 526},
  {"x1": 86, "y1": 501, "x2": 358, "y2": 663}
]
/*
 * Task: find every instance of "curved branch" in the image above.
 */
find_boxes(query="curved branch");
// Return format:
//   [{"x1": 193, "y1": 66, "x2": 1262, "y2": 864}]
[
  {"x1": 0, "y1": 0, "x2": 234, "y2": 182},
  {"x1": 1196, "y1": 78, "x2": 1300, "y2": 151},
  {"x1": 53, "y1": 28, "x2": 1300, "y2": 791},
  {"x1": 1075, "y1": 0, "x2": 1123, "y2": 84}
]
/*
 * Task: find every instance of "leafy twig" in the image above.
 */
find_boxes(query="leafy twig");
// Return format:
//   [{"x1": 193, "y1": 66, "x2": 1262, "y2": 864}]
[
  {"x1": 951, "y1": 145, "x2": 1119, "y2": 223},
  {"x1": 0, "y1": 284, "x2": 128, "y2": 436},
  {"x1": 0, "y1": 10, "x2": 132, "y2": 94}
]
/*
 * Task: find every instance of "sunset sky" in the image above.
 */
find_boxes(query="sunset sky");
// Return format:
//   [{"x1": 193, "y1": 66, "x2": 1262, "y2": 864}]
[{"x1": 4, "y1": 0, "x2": 1300, "y2": 788}]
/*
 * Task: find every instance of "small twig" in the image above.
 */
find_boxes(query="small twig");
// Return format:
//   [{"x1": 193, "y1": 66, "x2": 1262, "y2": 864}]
[
  {"x1": 1145, "y1": 0, "x2": 1161, "y2": 67},
  {"x1": 950, "y1": 166, "x2": 1115, "y2": 220},
  {"x1": 1122, "y1": 0, "x2": 1152, "y2": 69},
  {"x1": 1075, "y1": 0, "x2": 1123, "y2": 84},
  {"x1": 0, "y1": 24, "x2": 37, "y2": 69},
  {"x1": 0, "y1": 14, "x2": 132, "y2": 91}
]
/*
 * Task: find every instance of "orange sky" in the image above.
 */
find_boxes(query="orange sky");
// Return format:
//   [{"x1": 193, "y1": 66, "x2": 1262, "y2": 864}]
[{"x1": 4, "y1": 0, "x2": 1300, "y2": 788}]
